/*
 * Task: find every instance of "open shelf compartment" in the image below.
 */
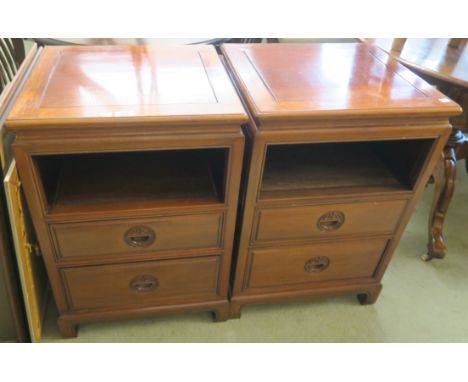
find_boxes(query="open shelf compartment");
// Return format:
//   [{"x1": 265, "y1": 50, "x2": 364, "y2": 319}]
[
  {"x1": 33, "y1": 148, "x2": 228, "y2": 215},
  {"x1": 260, "y1": 139, "x2": 434, "y2": 200}
]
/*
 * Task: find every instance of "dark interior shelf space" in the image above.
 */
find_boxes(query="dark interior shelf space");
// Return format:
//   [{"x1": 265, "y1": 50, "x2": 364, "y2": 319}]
[
  {"x1": 260, "y1": 139, "x2": 434, "y2": 200},
  {"x1": 34, "y1": 149, "x2": 228, "y2": 215}
]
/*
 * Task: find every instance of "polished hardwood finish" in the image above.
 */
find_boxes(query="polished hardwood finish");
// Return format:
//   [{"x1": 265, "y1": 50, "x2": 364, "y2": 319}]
[
  {"x1": 362, "y1": 39, "x2": 468, "y2": 88},
  {"x1": 8, "y1": 45, "x2": 245, "y2": 129},
  {"x1": 224, "y1": 43, "x2": 455, "y2": 120},
  {"x1": 363, "y1": 38, "x2": 468, "y2": 260},
  {"x1": 6, "y1": 45, "x2": 247, "y2": 338},
  {"x1": 222, "y1": 43, "x2": 460, "y2": 317}
]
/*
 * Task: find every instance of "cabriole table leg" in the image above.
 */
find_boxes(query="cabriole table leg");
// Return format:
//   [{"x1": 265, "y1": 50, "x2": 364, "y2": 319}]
[{"x1": 424, "y1": 130, "x2": 465, "y2": 261}]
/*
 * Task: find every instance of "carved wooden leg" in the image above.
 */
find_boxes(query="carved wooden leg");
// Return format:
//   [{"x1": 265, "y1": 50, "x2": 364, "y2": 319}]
[
  {"x1": 213, "y1": 305, "x2": 230, "y2": 322},
  {"x1": 57, "y1": 317, "x2": 78, "y2": 338},
  {"x1": 423, "y1": 80, "x2": 467, "y2": 259},
  {"x1": 424, "y1": 146, "x2": 457, "y2": 261},
  {"x1": 229, "y1": 301, "x2": 242, "y2": 319},
  {"x1": 357, "y1": 284, "x2": 382, "y2": 305}
]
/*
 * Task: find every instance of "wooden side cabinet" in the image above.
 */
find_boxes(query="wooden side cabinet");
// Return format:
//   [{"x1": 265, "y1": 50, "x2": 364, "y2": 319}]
[
  {"x1": 221, "y1": 43, "x2": 461, "y2": 317},
  {"x1": 5, "y1": 45, "x2": 247, "y2": 338}
]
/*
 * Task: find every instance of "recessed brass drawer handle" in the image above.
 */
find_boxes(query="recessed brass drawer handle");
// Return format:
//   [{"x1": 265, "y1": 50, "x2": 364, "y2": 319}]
[
  {"x1": 304, "y1": 256, "x2": 330, "y2": 273},
  {"x1": 129, "y1": 274, "x2": 159, "y2": 292},
  {"x1": 317, "y1": 211, "x2": 345, "y2": 231},
  {"x1": 124, "y1": 226, "x2": 156, "y2": 247}
]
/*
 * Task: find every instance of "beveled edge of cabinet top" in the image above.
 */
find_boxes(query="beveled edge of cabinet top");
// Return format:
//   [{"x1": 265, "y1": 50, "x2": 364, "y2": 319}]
[
  {"x1": 6, "y1": 45, "x2": 247, "y2": 132},
  {"x1": 221, "y1": 43, "x2": 461, "y2": 126}
]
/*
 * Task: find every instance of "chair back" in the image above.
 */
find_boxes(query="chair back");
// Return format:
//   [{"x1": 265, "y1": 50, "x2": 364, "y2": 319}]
[{"x1": 0, "y1": 39, "x2": 25, "y2": 94}]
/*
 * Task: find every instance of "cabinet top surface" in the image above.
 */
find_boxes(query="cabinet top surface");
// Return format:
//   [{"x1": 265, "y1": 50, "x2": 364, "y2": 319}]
[
  {"x1": 7, "y1": 45, "x2": 247, "y2": 130},
  {"x1": 222, "y1": 43, "x2": 461, "y2": 122}
]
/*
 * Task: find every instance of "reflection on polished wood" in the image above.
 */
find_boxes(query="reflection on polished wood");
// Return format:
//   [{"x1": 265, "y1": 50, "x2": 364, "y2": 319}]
[
  {"x1": 222, "y1": 43, "x2": 460, "y2": 317},
  {"x1": 363, "y1": 38, "x2": 468, "y2": 87},
  {"x1": 363, "y1": 38, "x2": 468, "y2": 260},
  {"x1": 223, "y1": 43, "x2": 458, "y2": 123},
  {"x1": 7, "y1": 45, "x2": 246, "y2": 130}
]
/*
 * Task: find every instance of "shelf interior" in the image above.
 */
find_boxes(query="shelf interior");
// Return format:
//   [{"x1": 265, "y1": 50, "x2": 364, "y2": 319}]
[
  {"x1": 260, "y1": 139, "x2": 434, "y2": 200},
  {"x1": 34, "y1": 148, "x2": 228, "y2": 215}
]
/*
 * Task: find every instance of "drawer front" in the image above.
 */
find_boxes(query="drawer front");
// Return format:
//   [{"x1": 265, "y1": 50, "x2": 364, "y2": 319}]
[
  {"x1": 51, "y1": 212, "x2": 223, "y2": 259},
  {"x1": 253, "y1": 200, "x2": 406, "y2": 243},
  {"x1": 247, "y1": 238, "x2": 387, "y2": 289},
  {"x1": 61, "y1": 256, "x2": 220, "y2": 310}
]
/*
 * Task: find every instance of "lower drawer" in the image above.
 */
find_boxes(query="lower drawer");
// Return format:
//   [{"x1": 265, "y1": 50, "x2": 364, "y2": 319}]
[
  {"x1": 61, "y1": 256, "x2": 220, "y2": 311},
  {"x1": 246, "y1": 238, "x2": 387, "y2": 289}
]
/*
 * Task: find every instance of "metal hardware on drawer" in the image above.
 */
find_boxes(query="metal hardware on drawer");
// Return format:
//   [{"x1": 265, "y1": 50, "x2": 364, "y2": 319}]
[
  {"x1": 124, "y1": 226, "x2": 156, "y2": 247},
  {"x1": 304, "y1": 256, "x2": 330, "y2": 273},
  {"x1": 317, "y1": 211, "x2": 345, "y2": 231},
  {"x1": 129, "y1": 274, "x2": 159, "y2": 292}
]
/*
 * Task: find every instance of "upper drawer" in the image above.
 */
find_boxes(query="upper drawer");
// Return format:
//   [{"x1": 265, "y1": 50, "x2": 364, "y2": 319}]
[
  {"x1": 51, "y1": 212, "x2": 223, "y2": 260},
  {"x1": 253, "y1": 199, "x2": 406, "y2": 244}
]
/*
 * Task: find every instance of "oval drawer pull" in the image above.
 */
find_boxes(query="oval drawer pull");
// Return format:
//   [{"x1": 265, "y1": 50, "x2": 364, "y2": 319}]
[
  {"x1": 317, "y1": 211, "x2": 345, "y2": 231},
  {"x1": 129, "y1": 274, "x2": 159, "y2": 292},
  {"x1": 304, "y1": 256, "x2": 330, "y2": 273},
  {"x1": 124, "y1": 226, "x2": 156, "y2": 247}
]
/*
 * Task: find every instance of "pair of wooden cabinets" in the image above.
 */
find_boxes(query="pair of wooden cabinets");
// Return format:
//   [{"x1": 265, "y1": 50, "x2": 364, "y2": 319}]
[{"x1": 5, "y1": 43, "x2": 460, "y2": 338}]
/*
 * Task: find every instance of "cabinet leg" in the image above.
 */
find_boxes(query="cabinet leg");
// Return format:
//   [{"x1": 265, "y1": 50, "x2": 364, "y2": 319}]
[
  {"x1": 213, "y1": 305, "x2": 230, "y2": 322},
  {"x1": 425, "y1": 146, "x2": 457, "y2": 261},
  {"x1": 357, "y1": 284, "x2": 382, "y2": 305},
  {"x1": 229, "y1": 301, "x2": 242, "y2": 319},
  {"x1": 58, "y1": 317, "x2": 78, "y2": 339}
]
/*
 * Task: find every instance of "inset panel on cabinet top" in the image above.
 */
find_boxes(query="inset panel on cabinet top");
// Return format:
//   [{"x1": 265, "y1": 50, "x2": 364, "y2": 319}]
[
  {"x1": 6, "y1": 45, "x2": 247, "y2": 129},
  {"x1": 222, "y1": 43, "x2": 460, "y2": 122}
]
